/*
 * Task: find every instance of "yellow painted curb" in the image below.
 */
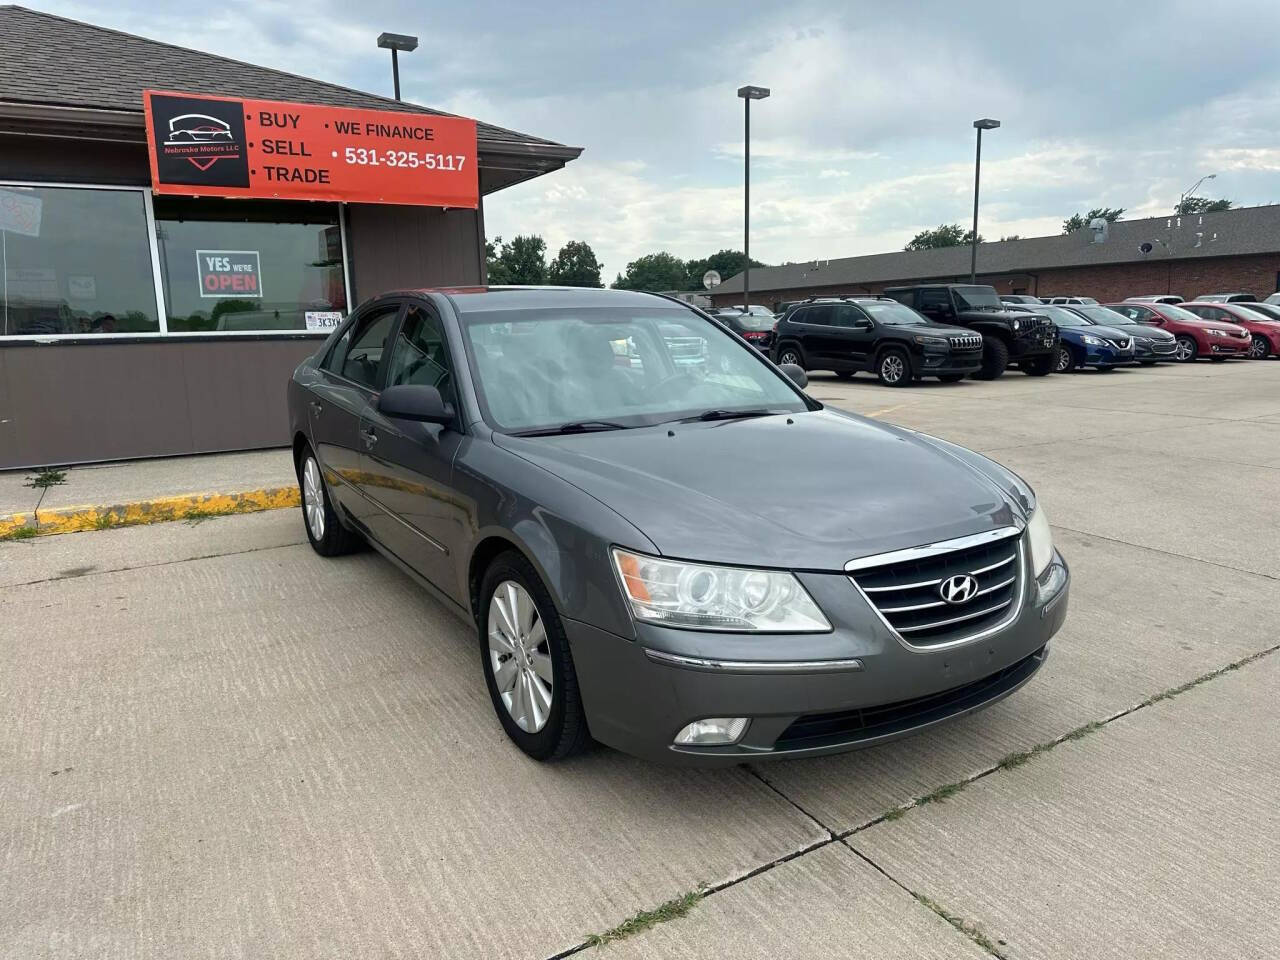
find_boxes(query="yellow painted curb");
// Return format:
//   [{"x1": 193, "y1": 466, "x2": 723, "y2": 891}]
[{"x1": 0, "y1": 486, "x2": 300, "y2": 540}]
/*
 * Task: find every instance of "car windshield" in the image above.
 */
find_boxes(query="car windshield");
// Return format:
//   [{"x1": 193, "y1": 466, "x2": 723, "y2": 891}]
[
  {"x1": 1040, "y1": 306, "x2": 1090, "y2": 327},
  {"x1": 1238, "y1": 303, "x2": 1280, "y2": 321},
  {"x1": 862, "y1": 301, "x2": 929, "y2": 326},
  {"x1": 733, "y1": 313, "x2": 775, "y2": 330},
  {"x1": 951, "y1": 286, "x2": 1006, "y2": 311},
  {"x1": 1075, "y1": 305, "x2": 1130, "y2": 325},
  {"x1": 1161, "y1": 305, "x2": 1214, "y2": 323},
  {"x1": 744, "y1": 305, "x2": 775, "y2": 317},
  {"x1": 459, "y1": 306, "x2": 808, "y2": 432}
]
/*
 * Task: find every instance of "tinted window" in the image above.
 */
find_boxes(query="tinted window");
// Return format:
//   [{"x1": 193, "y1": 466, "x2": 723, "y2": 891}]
[
  {"x1": 832, "y1": 304, "x2": 869, "y2": 327},
  {"x1": 328, "y1": 305, "x2": 398, "y2": 388},
  {"x1": 799, "y1": 305, "x2": 833, "y2": 325},
  {"x1": 862, "y1": 301, "x2": 929, "y2": 326},
  {"x1": 918, "y1": 289, "x2": 951, "y2": 310},
  {"x1": 386, "y1": 305, "x2": 453, "y2": 401}
]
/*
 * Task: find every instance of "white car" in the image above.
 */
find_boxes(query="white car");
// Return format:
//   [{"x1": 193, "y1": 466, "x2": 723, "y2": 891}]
[
  {"x1": 1047, "y1": 296, "x2": 1099, "y2": 305},
  {"x1": 1124, "y1": 295, "x2": 1184, "y2": 304}
]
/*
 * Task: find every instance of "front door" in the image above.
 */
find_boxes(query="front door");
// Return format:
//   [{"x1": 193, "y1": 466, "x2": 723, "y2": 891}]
[
  {"x1": 355, "y1": 302, "x2": 467, "y2": 601},
  {"x1": 308, "y1": 301, "x2": 403, "y2": 521},
  {"x1": 830, "y1": 303, "x2": 877, "y2": 369}
]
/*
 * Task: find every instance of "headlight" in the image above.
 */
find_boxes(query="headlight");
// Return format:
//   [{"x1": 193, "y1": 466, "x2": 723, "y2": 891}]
[
  {"x1": 1026, "y1": 504, "x2": 1054, "y2": 577},
  {"x1": 1081, "y1": 334, "x2": 1105, "y2": 346},
  {"x1": 914, "y1": 335, "x2": 948, "y2": 346},
  {"x1": 1206, "y1": 328, "x2": 1226, "y2": 337},
  {"x1": 1012, "y1": 318, "x2": 1022, "y2": 330},
  {"x1": 612, "y1": 548, "x2": 831, "y2": 632}
]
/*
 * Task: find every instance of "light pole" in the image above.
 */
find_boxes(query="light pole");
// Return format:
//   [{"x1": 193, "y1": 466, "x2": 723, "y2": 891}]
[
  {"x1": 970, "y1": 118, "x2": 1000, "y2": 284},
  {"x1": 1177, "y1": 173, "x2": 1216, "y2": 214},
  {"x1": 377, "y1": 32, "x2": 418, "y2": 101},
  {"x1": 738, "y1": 85, "x2": 769, "y2": 310}
]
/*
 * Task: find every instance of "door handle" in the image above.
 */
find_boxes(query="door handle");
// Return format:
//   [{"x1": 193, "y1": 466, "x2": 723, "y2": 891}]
[{"x1": 360, "y1": 428, "x2": 378, "y2": 448}]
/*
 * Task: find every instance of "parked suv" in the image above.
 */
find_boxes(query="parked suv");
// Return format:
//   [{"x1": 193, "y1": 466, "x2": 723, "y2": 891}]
[
  {"x1": 1194, "y1": 292, "x2": 1257, "y2": 303},
  {"x1": 1105, "y1": 301, "x2": 1250, "y2": 361},
  {"x1": 883, "y1": 284, "x2": 1058, "y2": 379},
  {"x1": 1047, "y1": 296, "x2": 1098, "y2": 305},
  {"x1": 772, "y1": 296, "x2": 983, "y2": 386},
  {"x1": 1181, "y1": 302, "x2": 1280, "y2": 358}
]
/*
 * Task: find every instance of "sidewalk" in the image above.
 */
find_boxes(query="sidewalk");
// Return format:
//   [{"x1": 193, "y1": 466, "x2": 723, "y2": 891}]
[{"x1": 0, "y1": 449, "x2": 298, "y2": 538}]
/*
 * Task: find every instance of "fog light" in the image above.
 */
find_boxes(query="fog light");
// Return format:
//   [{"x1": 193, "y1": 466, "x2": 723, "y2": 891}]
[{"x1": 674, "y1": 717, "x2": 748, "y2": 745}]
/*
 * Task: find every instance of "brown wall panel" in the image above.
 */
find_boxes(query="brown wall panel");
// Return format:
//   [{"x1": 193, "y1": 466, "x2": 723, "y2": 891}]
[
  {"x1": 0, "y1": 338, "x2": 320, "y2": 469},
  {"x1": 0, "y1": 135, "x2": 150, "y2": 185},
  {"x1": 346, "y1": 204, "x2": 482, "y2": 300}
]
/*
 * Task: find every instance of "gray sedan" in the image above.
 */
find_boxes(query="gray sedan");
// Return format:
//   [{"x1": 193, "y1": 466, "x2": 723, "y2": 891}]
[{"x1": 287, "y1": 287, "x2": 1069, "y2": 765}]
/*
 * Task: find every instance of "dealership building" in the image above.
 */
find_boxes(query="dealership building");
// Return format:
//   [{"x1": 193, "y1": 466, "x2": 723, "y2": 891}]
[
  {"x1": 710, "y1": 205, "x2": 1280, "y2": 311},
  {"x1": 0, "y1": 5, "x2": 580, "y2": 469}
]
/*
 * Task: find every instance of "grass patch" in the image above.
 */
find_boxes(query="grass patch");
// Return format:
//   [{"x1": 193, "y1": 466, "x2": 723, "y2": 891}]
[
  {"x1": 583, "y1": 888, "x2": 705, "y2": 947},
  {"x1": 182, "y1": 507, "x2": 237, "y2": 526},
  {"x1": 916, "y1": 893, "x2": 1007, "y2": 957},
  {"x1": 24, "y1": 468, "x2": 67, "y2": 489},
  {"x1": 1, "y1": 525, "x2": 39, "y2": 541},
  {"x1": 92, "y1": 514, "x2": 116, "y2": 531}
]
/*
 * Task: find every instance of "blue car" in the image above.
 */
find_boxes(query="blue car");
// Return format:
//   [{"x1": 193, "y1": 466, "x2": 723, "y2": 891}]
[{"x1": 1012, "y1": 304, "x2": 1135, "y2": 372}]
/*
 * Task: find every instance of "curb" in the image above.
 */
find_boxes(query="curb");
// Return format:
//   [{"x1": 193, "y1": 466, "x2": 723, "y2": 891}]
[{"x1": 0, "y1": 487, "x2": 300, "y2": 540}]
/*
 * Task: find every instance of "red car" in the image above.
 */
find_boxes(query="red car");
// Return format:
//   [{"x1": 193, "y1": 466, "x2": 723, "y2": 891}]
[
  {"x1": 1181, "y1": 302, "x2": 1280, "y2": 359},
  {"x1": 1105, "y1": 301, "x2": 1251, "y2": 361}
]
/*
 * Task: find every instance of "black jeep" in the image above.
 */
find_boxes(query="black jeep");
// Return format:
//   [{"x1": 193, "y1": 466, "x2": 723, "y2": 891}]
[
  {"x1": 771, "y1": 296, "x2": 984, "y2": 387},
  {"x1": 883, "y1": 284, "x2": 1058, "y2": 379}
]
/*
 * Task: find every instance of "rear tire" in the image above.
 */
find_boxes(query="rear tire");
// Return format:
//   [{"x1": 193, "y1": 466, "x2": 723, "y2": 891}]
[
  {"x1": 1021, "y1": 352, "x2": 1055, "y2": 376},
  {"x1": 479, "y1": 551, "x2": 591, "y2": 762},
  {"x1": 297, "y1": 444, "x2": 362, "y2": 557},
  {"x1": 876, "y1": 348, "x2": 912, "y2": 387},
  {"x1": 1055, "y1": 345, "x2": 1077, "y2": 373},
  {"x1": 776, "y1": 345, "x2": 804, "y2": 368},
  {"x1": 974, "y1": 337, "x2": 1010, "y2": 380},
  {"x1": 1174, "y1": 336, "x2": 1198, "y2": 361}
]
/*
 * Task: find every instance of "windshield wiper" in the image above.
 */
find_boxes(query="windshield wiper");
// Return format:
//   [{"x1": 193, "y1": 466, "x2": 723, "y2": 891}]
[
  {"x1": 510, "y1": 420, "x2": 631, "y2": 437},
  {"x1": 677, "y1": 408, "x2": 777, "y2": 423}
]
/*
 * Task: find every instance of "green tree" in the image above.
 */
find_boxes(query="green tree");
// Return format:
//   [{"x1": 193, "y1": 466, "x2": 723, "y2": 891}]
[
  {"x1": 613, "y1": 252, "x2": 688, "y2": 291},
  {"x1": 998, "y1": 234, "x2": 1021, "y2": 242},
  {"x1": 1062, "y1": 207, "x2": 1125, "y2": 234},
  {"x1": 500, "y1": 235, "x2": 547, "y2": 285},
  {"x1": 1175, "y1": 196, "x2": 1233, "y2": 215},
  {"x1": 904, "y1": 224, "x2": 982, "y2": 251},
  {"x1": 547, "y1": 240, "x2": 604, "y2": 287},
  {"x1": 485, "y1": 236, "x2": 511, "y2": 284},
  {"x1": 684, "y1": 249, "x2": 766, "y2": 290}
]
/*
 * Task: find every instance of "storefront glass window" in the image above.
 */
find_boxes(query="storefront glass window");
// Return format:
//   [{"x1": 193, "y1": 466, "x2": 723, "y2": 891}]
[
  {"x1": 0, "y1": 185, "x2": 159, "y2": 336},
  {"x1": 155, "y1": 197, "x2": 346, "y2": 333}
]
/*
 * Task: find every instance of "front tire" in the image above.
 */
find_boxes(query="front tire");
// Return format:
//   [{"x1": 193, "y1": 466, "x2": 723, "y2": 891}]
[
  {"x1": 1021, "y1": 352, "x2": 1055, "y2": 376},
  {"x1": 298, "y1": 444, "x2": 361, "y2": 557},
  {"x1": 1250, "y1": 335, "x2": 1270, "y2": 359},
  {"x1": 1174, "y1": 336, "x2": 1198, "y2": 361},
  {"x1": 1055, "y1": 345, "x2": 1077, "y2": 373},
  {"x1": 479, "y1": 551, "x2": 590, "y2": 762},
  {"x1": 876, "y1": 348, "x2": 912, "y2": 387},
  {"x1": 974, "y1": 336, "x2": 1010, "y2": 380}
]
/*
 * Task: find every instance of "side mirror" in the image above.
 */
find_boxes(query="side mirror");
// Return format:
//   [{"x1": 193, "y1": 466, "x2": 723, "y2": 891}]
[
  {"x1": 779, "y1": 362, "x2": 808, "y2": 389},
  {"x1": 378, "y1": 384, "x2": 454, "y2": 425}
]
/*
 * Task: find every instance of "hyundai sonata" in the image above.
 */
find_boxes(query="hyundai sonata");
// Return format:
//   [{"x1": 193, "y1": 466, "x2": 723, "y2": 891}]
[{"x1": 287, "y1": 287, "x2": 1069, "y2": 765}]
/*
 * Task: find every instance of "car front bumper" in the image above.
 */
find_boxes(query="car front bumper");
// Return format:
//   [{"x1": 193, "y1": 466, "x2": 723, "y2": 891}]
[
  {"x1": 1207, "y1": 338, "x2": 1250, "y2": 355},
  {"x1": 1085, "y1": 344, "x2": 1134, "y2": 367},
  {"x1": 567, "y1": 548, "x2": 1069, "y2": 766},
  {"x1": 914, "y1": 351, "x2": 983, "y2": 376}
]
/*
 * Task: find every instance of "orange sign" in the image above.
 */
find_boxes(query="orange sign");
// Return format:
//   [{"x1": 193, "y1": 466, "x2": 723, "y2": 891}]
[{"x1": 143, "y1": 90, "x2": 478, "y2": 208}]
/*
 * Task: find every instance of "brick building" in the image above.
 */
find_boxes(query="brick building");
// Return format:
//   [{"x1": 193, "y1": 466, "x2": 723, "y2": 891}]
[{"x1": 709, "y1": 205, "x2": 1280, "y2": 310}]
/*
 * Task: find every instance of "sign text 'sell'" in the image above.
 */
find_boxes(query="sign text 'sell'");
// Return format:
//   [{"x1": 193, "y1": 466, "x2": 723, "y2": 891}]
[{"x1": 143, "y1": 90, "x2": 478, "y2": 208}]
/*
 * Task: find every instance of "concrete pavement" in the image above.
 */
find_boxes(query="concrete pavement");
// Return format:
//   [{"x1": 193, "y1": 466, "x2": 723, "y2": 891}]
[{"x1": 2, "y1": 358, "x2": 1278, "y2": 958}]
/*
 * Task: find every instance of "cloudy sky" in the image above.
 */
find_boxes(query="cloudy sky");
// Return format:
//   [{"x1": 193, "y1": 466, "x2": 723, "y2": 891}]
[{"x1": 40, "y1": 0, "x2": 1280, "y2": 280}]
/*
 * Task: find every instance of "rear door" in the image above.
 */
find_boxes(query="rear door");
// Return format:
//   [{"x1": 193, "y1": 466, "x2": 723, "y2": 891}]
[
  {"x1": 308, "y1": 300, "x2": 403, "y2": 523},
  {"x1": 355, "y1": 301, "x2": 468, "y2": 599},
  {"x1": 789, "y1": 305, "x2": 835, "y2": 366}
]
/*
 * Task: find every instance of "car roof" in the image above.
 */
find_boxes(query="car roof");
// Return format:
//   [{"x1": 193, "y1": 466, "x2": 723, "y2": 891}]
[{"x1": 396, "y1": 286, "x2": 692, "y2": 315}]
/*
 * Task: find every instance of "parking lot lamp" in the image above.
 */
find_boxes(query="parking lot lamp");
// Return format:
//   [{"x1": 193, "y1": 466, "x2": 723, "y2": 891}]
[
  {"x1": 971, "y1": 118, "x2": 1000, "y2": 283},
  {"x1": 377, "y1": 32, "x2": 419, "y2": 101},
  {"x1": 1178, "y1": 173, "x2": 1216, "y2": 213},
  {"x1": 738, "y1": 85, "x2": 770, "y2": 311}
]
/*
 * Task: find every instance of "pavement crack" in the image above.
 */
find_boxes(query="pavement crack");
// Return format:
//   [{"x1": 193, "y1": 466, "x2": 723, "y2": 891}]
[
  {"x1": 747, "y1": 764, "x2": 838, "y2": 839},
  {"x1": 843, "y1": 642, "x2": 1280, "y2": 834}
]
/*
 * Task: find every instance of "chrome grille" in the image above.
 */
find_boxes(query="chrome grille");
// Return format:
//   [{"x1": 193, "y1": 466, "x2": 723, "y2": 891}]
[
  {"x1": 1152, "y1": 339, "x2": 1176, "y2": 353},
  {"x1": 847, "y1": 529, "x2": 1024, "y2": 648},
  {"x1": 1108, "y1": 338, "x2": 1132, "y2": 350},
  {"x1": 949, "y1": 334, "x2": 982, "y2": 351}
]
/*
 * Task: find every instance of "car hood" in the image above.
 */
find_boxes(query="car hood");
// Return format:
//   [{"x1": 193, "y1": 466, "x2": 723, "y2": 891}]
[
  {"x1": 908, "y1": 322, "x2": 983, "y2": 337},
  {"x1": 1072, "y1": 325, "x2": 1132, "y2": 341},
  {"x1": 495, "y1": 409, "x2": 1025, "y2": 571},
  {"x1": 1187, "y1": 319, "x2": 1246, "y2": 333}
]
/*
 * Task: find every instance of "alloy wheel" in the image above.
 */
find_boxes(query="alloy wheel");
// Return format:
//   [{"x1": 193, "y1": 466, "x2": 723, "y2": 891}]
[
  {"x1": 880, "y1": 354, "x2": 905, "y2": 383},
  {"x1": 1250, "y1": 336, "x2": 1268, "y2": 359},
  {"x1": 1175, "y1": 339, "x2": 1195, "y2": 361},
  {"x1": 488, "y1": 581, "x2": 553, "y2": 733},
  {"x1": 302, "y1": 456, "x2": 325, "y2": 541},
  {"x1": 779, "y1": 349, "x2": 800, "y2": 366},
  {"x1": 1056, "y1": 346, "x2": 1072, "y2": 372}
]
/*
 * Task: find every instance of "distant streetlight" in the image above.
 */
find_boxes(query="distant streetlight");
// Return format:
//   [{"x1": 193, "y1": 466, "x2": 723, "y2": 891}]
[
  {"x1": 1178, "y1": 173, "x2": 1217, "y2": 213},
  {"x1": 377, "y1": 32, "x2": 419, "y2": 101},
  {"x1": 738, "y1": 84, "x2": 770, "y2": 310},
  {"x1": 970, "y1": 118, "x2": 1000, "y2": 284}
]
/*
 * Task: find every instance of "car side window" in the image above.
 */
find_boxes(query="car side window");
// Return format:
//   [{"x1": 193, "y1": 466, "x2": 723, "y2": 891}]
[
  {"x1": 802, "y1": 305, "x2": 833, "y2": 326},
  {"x1": 833, "y1": 304, "x2": 869, "y2": 327},
  {"x1": 331, "y1": 304, "x2": 399, "y2": 389},
  {"x1": 386, "y1": 305, "x2": 455, "y2": 403},
  {"x1": 919, "y1": 289, "x2": 950, "y2": 311}
]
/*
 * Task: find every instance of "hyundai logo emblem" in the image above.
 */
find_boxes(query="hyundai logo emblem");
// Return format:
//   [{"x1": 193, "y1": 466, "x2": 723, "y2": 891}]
[{"x1": 939, "y1": 574, "x2": 979, "y2": 604}]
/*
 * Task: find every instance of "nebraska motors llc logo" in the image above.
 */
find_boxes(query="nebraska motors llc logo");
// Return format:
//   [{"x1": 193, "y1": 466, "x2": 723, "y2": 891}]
[{"x1": 149, "y1": 94, "x2": 251, "y2": 187}]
